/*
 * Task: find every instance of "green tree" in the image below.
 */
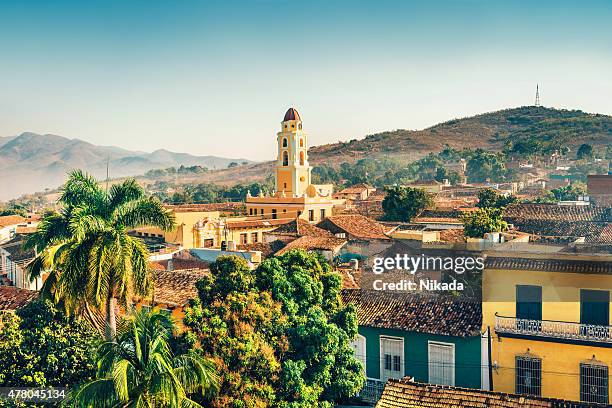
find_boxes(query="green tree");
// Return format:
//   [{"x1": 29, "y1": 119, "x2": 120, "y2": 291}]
[
  {"x1": 476, "y1": 188, "x2": 517, "y2": 209},
  {"x1": 461, "y1": 208, "x2": 508, "y2": 238},
  {"x1": 183, "y1": 253, "x2": 364, "y2": 408},
  {"x1": 466, "y1": 150, "x2": 508, "y2": 183},
  {"x1": 26, "y1": 170, "x2": 175, "y2": 339},
  {"x1": 550, "y1": 182, "x2": 587, "y2": 201},
  {"x1": 0, "y1": 300, "x2": 98, "y2": 388},
  {"x1": 67, "y1": 309, "x2": 218, "y2": 408},
  {"x1": 382, "y1": 186, "x2": 433, "y2": 222},
  {"x1": 576, "y1": 143, "x2": 594, "y2": 160}
]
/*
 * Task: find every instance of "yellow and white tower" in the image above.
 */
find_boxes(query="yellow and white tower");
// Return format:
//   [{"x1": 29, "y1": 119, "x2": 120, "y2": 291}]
[
  {"x1": 246, "y1": 107, "x2": 335, "y2": 223},
  {"x1": 275, "y1": 108, "x2": 311, "y2": 196}
]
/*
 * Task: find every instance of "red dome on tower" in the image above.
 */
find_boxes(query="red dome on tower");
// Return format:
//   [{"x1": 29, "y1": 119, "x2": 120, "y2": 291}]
[{"x1": 283, "y1": 107, "x2": 301, "y2": 122}]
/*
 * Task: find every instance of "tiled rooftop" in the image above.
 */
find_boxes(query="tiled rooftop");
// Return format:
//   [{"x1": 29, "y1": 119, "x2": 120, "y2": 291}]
[
  {"x1": 0, "y1": 215, "x2": 26, "y2": 228},
  {"x1": 485, "y1": 256, "x2": 612, "y2": 274},
  {"x1": 341, "y1": 289, "x2": 481, "y2": 337},
  {"x1": 271, "y1": 218, "x2": 333, "y2": 237},
  {"x1": 317, "y1": 215, "x2": 392, "y2": 240},
  {"x1": 237, "y1": 240, "x2": 286, "y2": 257},
  {"x1": 150, "y1": 269, "x2": 208, "y2": 307},
  {"x1": 0, "y1": 286, "x2": 39, "y2": 310},
  {"x1": 375, "y1": 379, "x2": 593, "y2": 408},
  {"x1": 504, "y1": 203, "x2": 611, "y2": 222},
  {"x1": 165, "y1": 202, "x2": 245, "y2": 214},
  {"x1": 275, "y1": 235, "x2": 346, "y2": 256}
]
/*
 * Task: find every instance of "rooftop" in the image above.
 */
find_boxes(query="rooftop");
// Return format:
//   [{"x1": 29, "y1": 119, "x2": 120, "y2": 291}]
[
  {"x1": 317, "y1": 214, "x2": 392, "y2": 240},
  {"x1": 164, "y1": 202, "x2": 244, "y2": 214},
  {"x1": 485, "y1": 255, "x2": 612, "y2": 274},
  {"x1": 504, "y1": 203, "x2": 611, "y2": 222},
  {"x1": 275, "y1": 235, "x2": 346, "y2": 256},
  {"x1": 270, "y1": 218, "x2": 333, "y2": 237},
  {"x1": 150, "y1": 269, "x2": 208, "y2": 307},
  {"x1": 0, "y1": 215, "x2": 26, "y2": 228},
  {"x1": 375, "y1": 379, "x2": 594, "y2": 408},
  {"x1": 0, "y1": 286, "x2": 39, "y2": 310},
  {"x1": 341, "y1": 289, "x2": 481, "y2": 337}
]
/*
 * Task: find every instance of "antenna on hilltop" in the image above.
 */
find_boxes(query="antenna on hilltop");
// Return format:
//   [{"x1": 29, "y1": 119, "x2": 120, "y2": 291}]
[{"x1": 534, "y1": 84, "x2": 541, "y2": 107}]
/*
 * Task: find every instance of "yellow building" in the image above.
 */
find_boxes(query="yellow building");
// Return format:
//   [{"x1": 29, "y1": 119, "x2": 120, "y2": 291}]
[
  {"x1": 482, "y1": 251, "x2": 612, "y2": 404},
  {"x1": 246, "y1": 108, "x2": 334, "y2": 223}
]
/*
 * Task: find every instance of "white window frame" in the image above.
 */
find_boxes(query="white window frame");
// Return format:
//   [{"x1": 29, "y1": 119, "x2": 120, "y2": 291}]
[
  {"x1": 428, "y1": 340, "x2": 455, "y2": 386},
  {"x1": 350, "y1": 334, "x2": 367, "y2": 374},
  {"x1": 379, "y1": 335, "x2": 404, "y2": 382}
]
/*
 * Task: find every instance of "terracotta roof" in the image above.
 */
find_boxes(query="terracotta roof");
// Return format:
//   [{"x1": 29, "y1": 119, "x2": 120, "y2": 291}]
[
  {"x1": 376, "y1": 379, "x2": 594, "y2": 408},
  {"x1": 438, "y1": 228, "x2": 466, "y2": 243},
  {"x1": 0, "y1": 286, "x2": 39, "y2": 310},
  {"x1": 15, "y1": 226, "x2": 37, "y2": 234},
  {"x1": 226, "y1": 217, "x2": 294, "y2": 230},
  {"x1": 485, "y1": 256, "x2": 612, "y2": 274},
  {"x1": 337, "y1": 183, "x2": 375, "y2": 194},
  {"x1": 506, "y1": 218, "x2": 608, "y2": 241},
  {"x1": 153, "y1": 258, "x2": 211, "y2": 271},
  {"x1": 275, "y1": 235, "x2": 347, "y2": 256},
  {"x1": 271, "y1": 218, "x2": 333, "y2": 237},
  {"x1": 283, "y1": 107, "x2": 301, "y2": 122},
  {"x1": 0, "y1": 236, "x2": 35, "y2": 263},
  {"x1": 150, "y1": 269, "x2": 208, "y2": 307},
  {"x1": 504, "y1": 203, "x2": 611, "y2": 222},
  {"x1": 0, "y1": 215, "x2": 26, "y2": 227},
  {"x1": 413, "y1": 217, "x2": 462, "y2": 224},
  {"x1": 237, "y1": 240, "x2": 286, "y2": 257},
  {"x1": 164, "y1": 202, "x2": 244, "y2": 214},
  {"x1": 341, "y1": 289, "x2": 481, "y2": 337},
  {"x1": 316, "y1": 215, "x2": 391, "y2": 240}
]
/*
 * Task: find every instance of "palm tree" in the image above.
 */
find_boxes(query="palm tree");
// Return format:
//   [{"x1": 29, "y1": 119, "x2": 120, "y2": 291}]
[
  {"x1": 66, "y1": 309, "x2": 218, "y2": 407},
  {"x1": 26, "y1": 170, "x2": 175, "y2": 339}
]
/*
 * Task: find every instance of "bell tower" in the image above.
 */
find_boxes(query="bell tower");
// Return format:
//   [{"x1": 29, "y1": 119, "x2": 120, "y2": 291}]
[{"x1": 275, "y1": 107, "x2": 311, "y2": 196}]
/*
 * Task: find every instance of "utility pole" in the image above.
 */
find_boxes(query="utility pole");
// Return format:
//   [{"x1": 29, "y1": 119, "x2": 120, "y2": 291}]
[{"x1": 105, "y1": 155, "x2": 110, "y2": 192}]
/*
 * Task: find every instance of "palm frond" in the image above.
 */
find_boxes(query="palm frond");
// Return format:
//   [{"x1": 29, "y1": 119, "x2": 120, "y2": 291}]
[
  {"x1": 65, "y1": 378, "x2": 118, "y2": 408},
  {"x1": 109, "y1": 179, "x2": 145, "y2": 210},
  {"x1": 113, "y1": 197, "x2": 175, "y2": 231}
]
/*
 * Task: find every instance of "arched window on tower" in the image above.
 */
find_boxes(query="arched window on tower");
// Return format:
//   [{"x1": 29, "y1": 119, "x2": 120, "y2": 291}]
[
  {"x1": 283, "y1": 151, "x2": 288, "y2": 166},
  {"x1": 299, "y1": 138, "x2": 304, "y2": 147},
  {"x1": 299, "y1": 151, "x2": 305, "y2": 166},
  {"x1": 282, "y1": 138, "x2": 288, "y2": 147}
]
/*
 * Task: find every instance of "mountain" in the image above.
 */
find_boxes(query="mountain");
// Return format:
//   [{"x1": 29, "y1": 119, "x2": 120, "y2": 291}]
[
  {"x1": 0, "y1": 132, "x2": 252, "y2": 201},
  {"x1": 182, "y1": 106, "x2": 612, "y2": 186},
  {"x1": 309, "y1": 106, "x2": 611, "y2": 163}
]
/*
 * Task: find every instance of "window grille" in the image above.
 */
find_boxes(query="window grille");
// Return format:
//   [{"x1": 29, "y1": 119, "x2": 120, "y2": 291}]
[
  {"x1": 580, "y1": 362, "x2": 608, "y2": 404},
  {"x1": 515, "y1": 355, "x2": 541, "y2": 396}
]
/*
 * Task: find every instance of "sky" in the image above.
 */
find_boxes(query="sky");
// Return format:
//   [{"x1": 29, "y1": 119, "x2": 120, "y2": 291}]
[{"x1": 0, "y1": 0, "x2": 611, "y2": 161}]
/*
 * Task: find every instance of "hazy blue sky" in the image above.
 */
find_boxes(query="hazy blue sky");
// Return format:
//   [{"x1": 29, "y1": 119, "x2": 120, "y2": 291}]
[{"x1": 1, "y1": 0, "x2": 611, "y2": 160}]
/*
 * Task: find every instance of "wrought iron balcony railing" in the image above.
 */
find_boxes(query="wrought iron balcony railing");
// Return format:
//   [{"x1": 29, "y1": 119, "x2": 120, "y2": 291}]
[{"x1": 495, "y1": 314, "x2": 612, "y2": 344}]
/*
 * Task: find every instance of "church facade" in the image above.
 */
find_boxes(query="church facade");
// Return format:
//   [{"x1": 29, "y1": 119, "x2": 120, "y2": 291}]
[{"x1": 246, "y1": 108, "x2": 334, "y2": 223}]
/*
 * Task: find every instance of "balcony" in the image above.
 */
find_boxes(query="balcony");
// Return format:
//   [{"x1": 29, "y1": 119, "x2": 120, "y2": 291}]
[
  {"x1": 495, "y1": 314, "x2": 612, "y2": 346},
  {"x1": 357, "y1": 378, "x2": 386, "y2": 404}
]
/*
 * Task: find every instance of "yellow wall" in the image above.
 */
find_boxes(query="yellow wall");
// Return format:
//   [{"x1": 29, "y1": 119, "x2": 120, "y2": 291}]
[
  {"x1": 163, "y1": 210, "x2": 220, "y2": 248},
  {"x1": 483, "y1": 266, "x2": 612, "y2": 401}
]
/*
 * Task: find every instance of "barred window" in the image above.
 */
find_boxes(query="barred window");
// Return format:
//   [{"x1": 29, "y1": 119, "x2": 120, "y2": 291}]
[
  {"x1": 515, "y1": 356, "x2": 541, "y2": 396},
  {"x1": 580, "y1": 363, "x2": 608, "y2": 404}
]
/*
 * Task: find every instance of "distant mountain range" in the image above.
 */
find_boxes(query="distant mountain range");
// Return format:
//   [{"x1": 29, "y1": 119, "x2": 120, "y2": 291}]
[{"x1": 0, "y1": 132, "x2": 252, "y2": 201}]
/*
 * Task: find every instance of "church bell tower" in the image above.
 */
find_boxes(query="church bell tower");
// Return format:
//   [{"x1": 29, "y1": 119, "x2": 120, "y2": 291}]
[{"x1": 275, "y1": 107, "x2": 311, "y2": 196}]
